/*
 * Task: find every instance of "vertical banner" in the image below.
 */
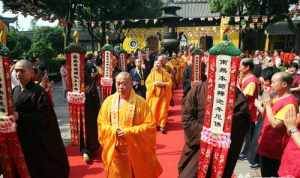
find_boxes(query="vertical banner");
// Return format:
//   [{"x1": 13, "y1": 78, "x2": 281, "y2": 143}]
[
  {"x1": 119, "y1": 53, "x2": 127, "y2": 72},
  {"x1": 0, "y1": 56, "x2": 31, "y2": 178},
  {"x1": 65, "y1": 52, "x2": 86, "y2": 146},
  {"x1": 191, "y1": 48, "x2": 203, "y2": 82},
  {"x1": 198, "y1": 37, "x2": 241, "y2": 178},
  {"x1": 101, "y1": 44, "x2": 114, "y2": 100},
  {"x1": 191, "y1": 54, "x2": 202, "y2": 81}
]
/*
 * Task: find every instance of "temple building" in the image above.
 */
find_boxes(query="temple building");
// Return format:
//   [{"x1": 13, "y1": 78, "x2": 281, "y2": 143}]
[{"x1": 122, "y1": 0, "x2": 240, "y2": 53}]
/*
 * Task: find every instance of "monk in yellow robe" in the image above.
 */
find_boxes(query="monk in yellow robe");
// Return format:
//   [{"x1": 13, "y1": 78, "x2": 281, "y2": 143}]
[
  {"x1": 146, "y1": 55, "x2": 173, "y2": 133},
  {"x1": 181, "y1": 50, "x2": 191, "y2": 64},
  {"x1": 168, "y1": 52, "x2": 181, "y2": 89},
  {"x1": 97, "y1": 72, "x2": 162, "y2": 178},
  {"x1": 177, "y1": 52, "x2": 187, "y2": 87}
]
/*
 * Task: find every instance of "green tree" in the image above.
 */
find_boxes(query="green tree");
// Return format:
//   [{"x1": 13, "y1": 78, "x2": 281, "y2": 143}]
[
  {"x1": 24, "y1": 26, "x2": 64, "y2": 66},
  {"x1": 27, "y1": 39, "x2": 56, "y2": 64},
  {"x1": 32, "y1": 27, "x2": 64, "y2": 55},
  {"x1": 2, "y1": 0, "x2": 162, "y2": 48},
  {"x1": 7, "y1": 30, "x2": 31, "y2": 59},
  {"x1": 208, "y1": 0, "x2": 298, "y2": 16}
]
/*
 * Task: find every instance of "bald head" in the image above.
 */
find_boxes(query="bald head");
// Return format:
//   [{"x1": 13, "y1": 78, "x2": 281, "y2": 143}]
[
  {"x1": 15, "y1": 60, "x2": 34, "y2": 86},
  {"x1": 271, "y1": 72, "x2": 293, "y2": 93},
  {"x1": 115, "y1": 72, "x2": 133, "y2": 98},
  {"x1": 15, "y1": 60, "x2": 33, "y2": 70},
  {"x1": 116, "y1": 72, "x2": 132, "y2": 82},
  {"x1": 274, "y1": 72, "x2": 293, "y2": 86}
]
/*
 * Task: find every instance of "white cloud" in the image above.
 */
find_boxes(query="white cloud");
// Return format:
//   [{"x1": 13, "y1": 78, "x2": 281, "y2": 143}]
[{"x1": 0, "y1": 1, "x2": 58, "y2": 31}]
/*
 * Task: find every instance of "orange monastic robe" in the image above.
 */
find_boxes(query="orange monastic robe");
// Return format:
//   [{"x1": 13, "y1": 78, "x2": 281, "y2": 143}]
[
  {"x1": 178, "y1": 56, "x2": 186, "y2": 86},
  {"x1": 146, "y1": 69, "x2": 172, "y2": 128},
  {"x1": 98, "y1": 90, "x2": 162, "y2": 178},
  {"x1": 170, "y1": 57, "x2": 182, "y2": 89}
]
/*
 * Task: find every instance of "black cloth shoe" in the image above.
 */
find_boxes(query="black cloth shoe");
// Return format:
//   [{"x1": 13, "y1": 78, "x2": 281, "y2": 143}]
[
  {"x1": 250, "y1": 163, "x2": 260, "y2": 169},
  {"x1": 160, "y1": 127, "x2": 167, "y2": 134},
  {"x1": 238, "y1": 154, "x2": 247, "y2": 160}
]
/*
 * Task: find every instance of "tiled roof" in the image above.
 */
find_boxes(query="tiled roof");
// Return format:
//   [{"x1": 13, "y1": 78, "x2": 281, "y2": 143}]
[{"x1": 161, "y1": 0, "x2": 220, "y2": 18}]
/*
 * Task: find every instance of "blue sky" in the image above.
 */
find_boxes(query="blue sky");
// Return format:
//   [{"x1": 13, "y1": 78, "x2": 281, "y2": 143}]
[{"x1": 0, "y1": 1, "x2": 57, "y2": 31}]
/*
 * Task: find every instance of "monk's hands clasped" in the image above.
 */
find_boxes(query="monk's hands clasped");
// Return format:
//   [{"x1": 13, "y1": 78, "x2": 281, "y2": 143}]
[
  {"x1": 262, "y1": 92, "x2": 272, "y2": 107},
  {"x1": 116, "y1": 128, "x2": 126, "y2": 137},
  {"x1": 284, "y1": 107, "x2": 299, "y2": 130},
  {"x1": 0, "y1": 112, "x2": 18, "y2": 133},
  {"x1": 154, "y1": 81, "x2": 165, "y2": 87}
]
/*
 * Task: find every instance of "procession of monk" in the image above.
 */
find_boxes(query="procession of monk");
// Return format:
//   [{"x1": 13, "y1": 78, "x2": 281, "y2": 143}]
[{"x1": 1, "y1": 40, "x2": 300, "y2": 178}]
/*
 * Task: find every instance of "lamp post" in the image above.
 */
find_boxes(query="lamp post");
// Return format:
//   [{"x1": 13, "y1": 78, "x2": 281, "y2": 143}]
[{"x1": 159, "y1": 0, "x2": 181, "y2": 56}]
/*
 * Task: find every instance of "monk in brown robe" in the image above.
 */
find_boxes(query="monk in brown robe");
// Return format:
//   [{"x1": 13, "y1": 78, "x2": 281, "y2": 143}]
[
  {"x1": 178, "y1": 81, "x2": 250, "y2": 178},
  {"x1": 12, "y1": 60, "x2": 69, "y2": 178}
]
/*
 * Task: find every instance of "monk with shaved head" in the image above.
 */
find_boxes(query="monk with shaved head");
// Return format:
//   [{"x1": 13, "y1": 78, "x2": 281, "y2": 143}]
[
  {"x1": 97, "y1": 71, "x2": 162, "y2": 178},
  {"x1": 258, "y1": 71, "x2": 298, "y2": 177},
  {"x1": 11, "y1": 60, "x2": 70, "y2": 178}
]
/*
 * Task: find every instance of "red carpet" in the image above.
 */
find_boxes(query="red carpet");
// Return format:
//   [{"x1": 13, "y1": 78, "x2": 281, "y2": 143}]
[{"x1": 67, "y1": 89, "x2": 184, "y2": 178}]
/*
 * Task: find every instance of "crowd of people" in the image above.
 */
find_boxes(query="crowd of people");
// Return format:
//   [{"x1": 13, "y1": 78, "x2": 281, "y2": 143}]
[{"x1": 1, "y1": 45, "x2": 300, "y2": 178}]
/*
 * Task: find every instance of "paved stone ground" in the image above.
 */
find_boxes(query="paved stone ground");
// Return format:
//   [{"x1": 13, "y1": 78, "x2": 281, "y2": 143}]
[{"x1": 52, "y1": 82, "x2": 261, "y2": 177}]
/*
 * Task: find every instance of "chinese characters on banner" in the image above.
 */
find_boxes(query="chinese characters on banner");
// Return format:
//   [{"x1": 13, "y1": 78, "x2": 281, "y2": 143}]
[
  {"x1": 71, "y1": 53, "x2": 81, "y2": 92},
  {"x1": 210, "y1": 55, "x2": 232, "y2": 134},
  {"x1": 104, "y1": 51, "x2": 112, "y2": 78},
  {"x1": 120, "y1": 53, "x2": 127, "y2": 72},
  {"x1": 192, "y1": 55, "x2": 201, "y2": 81}
]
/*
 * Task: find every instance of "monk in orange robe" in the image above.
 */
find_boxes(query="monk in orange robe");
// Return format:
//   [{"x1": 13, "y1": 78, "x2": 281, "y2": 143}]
[
  {"x1": 177, "y1": 52, "x2": 187, "y2": 88},
  {"x1": 168, "y1": 52, "x2": 181, "y2": 89},
  {"x1": 97, "y1": 72, "x2": 162, "y2": 178},
  {"x1": 146, "y1": 55, "x2": 172, "y2": 134}
]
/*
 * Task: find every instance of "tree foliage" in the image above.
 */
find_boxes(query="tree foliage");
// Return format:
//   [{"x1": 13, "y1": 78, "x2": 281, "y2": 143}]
[
  {"x1": 7, "y1": 30, "x2": 31, "y2": 59},
  {"x1": 25, "y1": 27, "x2": 64, "y2": 64},
  {"x1": 208, "y1": 0, "x2": 239, "y2": 15},
  {"x1": 27, "y1": 39, "x2": 56, "y2": 62},
  {"x1": 208, "y1": 0, "x2": 298, "y2": 16},
  {"x1": 32, "y1": 27, "x2": 64, "y2": 55},
  {"x1": 2, "y1": 0, "x2": 162, "y2": 47}
]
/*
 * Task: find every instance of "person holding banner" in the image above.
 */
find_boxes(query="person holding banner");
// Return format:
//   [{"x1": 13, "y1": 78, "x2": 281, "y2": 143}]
[
  {"x1": 146, "y1": 55, "x2": 173, "y2": 134},
  {"x1": 97, "y1": 72, "x2": 162, "y2": 178},
  {"x1": 178, "y1": 36, "x2": 251, "y2": 178},
  {"x1": 178, "y1": 81, "x2": 250, "y2": 178},
  {"x1": 12, "y1": 60, "x2": 69, "y2": 178}
]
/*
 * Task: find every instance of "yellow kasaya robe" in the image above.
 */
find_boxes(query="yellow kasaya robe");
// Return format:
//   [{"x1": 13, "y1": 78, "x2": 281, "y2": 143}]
[
  {"x1": 181, "y1": 54, "x2": 190, "y2": 64},
  {"x1": 168, "y1": 57, "x2": 181, "y2": 89},
  {"x1": 146, "y1": 68, "x2": 172, "y2": 128},
  {"x1": 98, "y1": 90, "x2": 163, "y2": 178},
  {"x1": 178, "y1": 56, "x2": 186, "y2": 86}
]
